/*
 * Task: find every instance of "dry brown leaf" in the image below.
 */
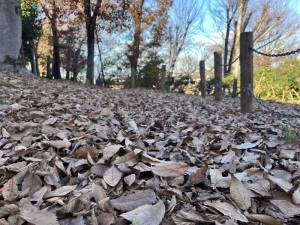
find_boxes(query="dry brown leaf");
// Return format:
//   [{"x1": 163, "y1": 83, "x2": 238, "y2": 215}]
[
  {"x1": 204, "y1": 200, "x2": 248, "y2": 222},
  {"x1": 97, "y1": 212, "x2": 115, "y2": 225},
  {"x1": 121, "y1": 201, "x2": 165, "y2": 225},
  {"x1": 210, "y1": 168, "x2": 231, "y2": 189},
  {"x1": 244, "y1": 179, "x2": 271, "y2": 197},
  {"x1": 92, "y1": 183, "x2": 107, "y2": 202},
  {"x1": 103, "y1": 144, "x2": 122, "y2": 160},
  {"x1": 124, "y1": 174, "x2": 136, "y2": 186},
  {"x1": 271, "y1": 200, "x2": 300, "y2": 217},
  {"x1": 103, "y1": 165, "x2": 122, "y2": 187},
  {"x1": 235, "y1": 139, "x2": 262, "y2": 150},
  {"x1": 230, "y1": 175, "x2": 251, "y2": 210},
  {"x1": 41, "y1": 138, "x2": 71, "y2": 149},
  {"x1": 293, "y1": 187, "x2": 300, "y2": 204},
  {"x1": 111, "y1": 189, "x2": 157, "y2": 211},
  {"x1": 113, "y1": 150, "x2": 140, "y2": 170},
  {"x1": 244, "y1": 211, "x2": 283, "y2": 225},
  {"x1": 44, "y1": 185, "x2": 77, "y2": 198},
  {"x1": 22, "y1": 173, "x2": 43, "y2": 196},
  {"x1": 265, "y1": 174, "x2": 293, "y2": 192},
  {"x1": 0, "y1": 204, "x2": 19, "y2": 218},
  {"x1": 1, "y1": 178, "x2": 18, "y2": 201},
  {"x1": 73, "y1": 146, "x2": 99, "y2": 158},
  {"x1": 152, "y1": 162, "x2": 188, "y2": 177},
  {"x1": 30, "y1": 186, "x2": 48, "y2": 202},
  {"x1": 20, "y1": 211, "x2": 59, "y2": 225},
  {"x1": 184, "y1": 165, "x2": 207, "y2": 186},
  {"x1": 97, "y1": 197, "x2": 114, "y2": 214}
]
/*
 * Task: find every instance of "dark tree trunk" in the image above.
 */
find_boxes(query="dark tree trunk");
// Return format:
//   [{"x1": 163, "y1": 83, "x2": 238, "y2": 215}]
[
  {"x1": 84, "y1": 0, "x2": 102, "y2": 85},
  {"x1": 51, "y1": 18, "x2": 61, "y2": 79},
  {"x1": 29, "y1": 40, "x2": 37, "y2": 75},
  {"x1": 86, "y1": 23, "x2": 95, "y2": 84},
  {"x1": 66, "y1": 70, "x2": 70, "y2": 80},
  {"x1": 46, "y1": 55, "x2": 52, "y2": 79}
]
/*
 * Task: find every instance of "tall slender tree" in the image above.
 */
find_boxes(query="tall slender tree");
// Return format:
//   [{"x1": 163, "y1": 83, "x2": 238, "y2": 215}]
[
  {"x1": 39, "y1": 0, "x2": 62, "y2": 79},
  {"x1": 127, "y1": 0, "x2": 172, "y2": 88},
  {"x1": 21, "y1": 0, "x2": 42, "y2": 75}
]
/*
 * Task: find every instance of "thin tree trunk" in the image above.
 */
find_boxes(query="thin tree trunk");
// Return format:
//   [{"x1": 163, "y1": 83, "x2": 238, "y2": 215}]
[
  {"x1": 29, "y1": 40, "x2": 37, "y2": 75},
  {"x1": 84, "y1": 0, "x2": 102, "y2": 85},
  {"x1": 51, "y1": 10, "x2": 61, "y2": 79},
  {"x1": 86, "y1": 24, "x2": 95, "y2": 84},
  {"x1": 231, "y1": 0, "x2": 249, "y2": 95}
]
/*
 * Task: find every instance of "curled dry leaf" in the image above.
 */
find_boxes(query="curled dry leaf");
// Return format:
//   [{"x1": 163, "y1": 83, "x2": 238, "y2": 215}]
[
  {"x1": 244, "y1": 211, "x2": 283, "y2": 225},
  {"x1": 184, "y1": 165, "x2": 208, "y2": 187},
  {"x1": 121, "y1": 201, "x2": 165, "y2": 225},
  {"x1": 41, "y1": 138, "x2": 71, "y2": 149}
]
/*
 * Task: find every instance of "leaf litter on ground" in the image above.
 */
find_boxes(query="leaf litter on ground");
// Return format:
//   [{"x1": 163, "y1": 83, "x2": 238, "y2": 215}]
[{"x1": 0, "y1": 67, "x2": 300, "y2": 224}]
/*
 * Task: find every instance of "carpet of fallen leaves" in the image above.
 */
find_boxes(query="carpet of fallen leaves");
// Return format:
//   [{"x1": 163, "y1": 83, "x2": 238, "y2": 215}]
[{"x1": 0, "y1": 68, "x2": 300, "y2": 225}]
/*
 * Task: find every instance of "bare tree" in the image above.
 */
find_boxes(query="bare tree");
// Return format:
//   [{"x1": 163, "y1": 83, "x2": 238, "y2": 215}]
[
  {"x1": 127, "y1": 0, "x2": 172, "y2": 88},
  {"x1": 208, "y1": 0, "x2": 300, "y2": 94},
  {"x1": 167, "y1": 0, "x2": 206, "y2": 76}
]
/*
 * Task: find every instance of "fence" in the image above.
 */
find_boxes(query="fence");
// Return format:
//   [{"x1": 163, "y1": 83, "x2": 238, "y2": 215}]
[{"x1": 193, "y1": 31, "x2": 300, "y2": 129}]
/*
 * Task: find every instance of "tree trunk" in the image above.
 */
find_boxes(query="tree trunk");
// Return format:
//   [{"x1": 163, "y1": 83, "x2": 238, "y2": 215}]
[
  {"x1": 51, "y1": 17, "x2": 61, "y2": 79},
  {"x1": 29, "y1": 40, "x2": 37, "y2": 75},
  {"x1": 130, "y1": 0, "x2": 144, "y2": 88},
  {"x1": 34, "y1": 41, "x2": 40, "y2": 76},
  {"x1": 0, "y1": 0, "x2": 22, "y2": 64},
  {"x1": 231, "y1": 0, "x2": 249, "y2": 95},
  {"x1": 84, "y1": 0, "x2": 102, "y2": 85},
  {"x1": 86, "y1": 23, "x2": 95, "y2": 85},
  {"x1": 46, "y1": 55, "x2": 52, "y2": 79}
]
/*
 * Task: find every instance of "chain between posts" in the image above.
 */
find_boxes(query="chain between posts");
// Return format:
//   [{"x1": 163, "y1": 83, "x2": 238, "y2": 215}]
[
  {"x1": 217, "y1": 86, "x2": 240, "y2": 98},
  {"x1": 250, "y1": 47, "x2": 300, "y2": 57},
  {"x1": 217, "y1": 56, "x2": 240, "y2": 66},
  {"x1": 248, "y1": 90, "x2": 300, "y2": 129}
]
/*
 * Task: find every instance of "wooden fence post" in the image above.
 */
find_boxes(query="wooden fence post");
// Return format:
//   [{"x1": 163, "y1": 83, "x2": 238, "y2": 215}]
[
  {"x1": 240, "y1": 32, "x2": 253, "y2": 113},
  {"x1": 161, "y1": 65, "x2": 166, "y2": 92},
  {"x1": 214, "y1": 52, "x2": 223, "y2": 101},
  {"x1": 199, "y1": 60, "x2": 206, "y2": 97}
]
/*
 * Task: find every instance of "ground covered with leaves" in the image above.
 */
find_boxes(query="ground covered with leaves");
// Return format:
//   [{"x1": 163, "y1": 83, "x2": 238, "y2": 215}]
[{"x1": 0, "y1": 68, "x2": 300, "y2": 225}]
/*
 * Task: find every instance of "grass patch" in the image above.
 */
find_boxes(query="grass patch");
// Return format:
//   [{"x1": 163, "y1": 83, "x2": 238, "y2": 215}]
[{"x1": 283, "y1": 125, "x2": 297, "y2": 141}]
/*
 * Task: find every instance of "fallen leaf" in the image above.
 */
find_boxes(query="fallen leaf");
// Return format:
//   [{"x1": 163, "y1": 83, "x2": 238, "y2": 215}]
[
  {"x1": 204, "y1": 200, "x2": 248, "y2": 222},
  {"x1": 230, "y1": 175, "x2": 251, "y2": 210},
  {"x1": 44, "y1": 185, "x2": 77, "y2": 198},
  {"x1": 103, "y1": 145, "x2": 123, "y2": 160},
  {"x1": 1, "y1": 178, "x2": 18, "y2": 201},
  {"x1": 121, "y1": 201, "x2": 165, "y2": 225},
  {"x1": 20, "y1": 211, "x2": 59, "y2": 225},
  {"x1": 111, "y1": 189, "x2": 157, "y2": 211},
  {"x1": 152, "y1": 162, "x2": 188, "y2": 177},
  {"x1": 103, "y1": 165, "x2": 122, "y2": 187}
]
